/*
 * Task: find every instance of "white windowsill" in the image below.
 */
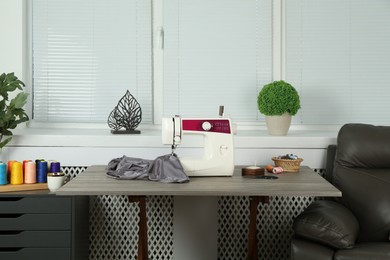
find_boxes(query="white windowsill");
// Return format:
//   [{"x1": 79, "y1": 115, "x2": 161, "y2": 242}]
[{"x1": 9, "y1": 124, "x2": 339, "y2": 149}]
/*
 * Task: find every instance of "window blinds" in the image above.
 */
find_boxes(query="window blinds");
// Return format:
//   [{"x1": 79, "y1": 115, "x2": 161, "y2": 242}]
[
  {"x1": 32, "y1": 0, "x2": 152, "y2": 123},
  {"x1": 163, "y1": 0, "x2": 272, "y2": 121},
  {"x1": 286, "y1": 0, "x2": 390, "y2": 125}
]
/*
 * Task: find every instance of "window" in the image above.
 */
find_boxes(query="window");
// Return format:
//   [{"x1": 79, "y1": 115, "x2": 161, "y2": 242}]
[
  {"x1": 31, "y1": 0, "x2": 390, "y2": 126},
  {"x1": 31, "y1": 0, "x2": 273, "y2": 124},
  {"x1": 32, "y1": 0, "x2": 152, "y2": 123},
  {"x1": 162, "y1": 0, "x2": 272, "y2": 121},
  {"x1": 286, "y1": 0, "x2": 390, "y2": 124}
]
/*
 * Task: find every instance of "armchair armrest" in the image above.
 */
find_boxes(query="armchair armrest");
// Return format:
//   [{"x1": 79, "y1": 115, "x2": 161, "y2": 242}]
[
  {"x1": 293, "y1": 200, "x2": 359, "y2": 249},
  {"x1": 325, "y1": 145, "x2": 337, "y2": 183}
]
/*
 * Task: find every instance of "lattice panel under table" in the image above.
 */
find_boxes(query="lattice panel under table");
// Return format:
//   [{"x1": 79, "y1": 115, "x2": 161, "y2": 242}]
[
  {"x1": 217, "y1": 196, "x2": 315, "y2": 260},
  {"x1": 63, "y1": 167, "x2": 324, "y2": 260}
]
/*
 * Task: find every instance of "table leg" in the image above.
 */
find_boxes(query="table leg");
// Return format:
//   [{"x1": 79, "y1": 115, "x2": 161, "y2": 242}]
[
  {"x1": 247, "y1": 196, "x2": 270, "y2": 260},
  {"x1": 128, "y1": 196, "x2": 148, "y2": 260}
]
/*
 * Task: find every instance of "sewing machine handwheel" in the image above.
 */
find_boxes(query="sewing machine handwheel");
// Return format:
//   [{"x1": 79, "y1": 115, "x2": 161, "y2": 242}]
[{"x1": 202, "y1": 121, "x2": 212, "y2": 131}]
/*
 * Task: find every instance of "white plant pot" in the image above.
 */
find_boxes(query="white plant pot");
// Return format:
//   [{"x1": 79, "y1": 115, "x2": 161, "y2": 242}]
[{"x1": 265, "y1": 113, "x2": 292, "y2": 136}]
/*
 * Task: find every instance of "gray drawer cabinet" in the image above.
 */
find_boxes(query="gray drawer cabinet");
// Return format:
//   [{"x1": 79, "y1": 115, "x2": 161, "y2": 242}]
[{"x1": 0, "y1": 194, "x2": 89, "y2": 260}]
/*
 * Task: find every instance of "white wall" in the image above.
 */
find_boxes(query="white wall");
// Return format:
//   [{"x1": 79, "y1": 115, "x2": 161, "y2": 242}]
[{"x1": 0, "y1": 0, "x2": 25, "y2": 80}]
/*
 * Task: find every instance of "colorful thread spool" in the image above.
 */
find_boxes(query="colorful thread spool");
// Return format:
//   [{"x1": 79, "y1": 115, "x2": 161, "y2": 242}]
[
  {"x1": 50, "y1": 161, "x2": 61, "y2": 173},
  {"x1": 272, "y1": 166, "x2": 284, "y2": 174},
  {"x1": 10, "y1": 161, "x2": 23, "y2": 185},
  {"x1": 7, "y1": 160, "x2": 16, "y2": 184},
  {"x1": 0, "y1": 163, "x2": 7, "y2": 185},
  {"x1": 24, "y1": 161, "x2": 37, "y2": 184},
  {"x1": 266, "y1": 165, "x2": 284, "y2": 174},
  {"x1": 23, "y1": 160, "x2": 32, "y2": 173},
  {"x1": 37, "y1": 160, "x2": 48, "y2": 183}
]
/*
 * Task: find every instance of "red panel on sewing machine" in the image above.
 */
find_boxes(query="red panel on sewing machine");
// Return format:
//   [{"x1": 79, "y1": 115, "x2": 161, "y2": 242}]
[{"x1": 182, "y1": 119, "x2": 231, "y2": 134}]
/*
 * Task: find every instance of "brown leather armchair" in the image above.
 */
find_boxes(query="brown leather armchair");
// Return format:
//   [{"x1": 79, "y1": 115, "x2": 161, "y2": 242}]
[{"x1": 291, "y1": 124, "x2": 390, "y2": 260}]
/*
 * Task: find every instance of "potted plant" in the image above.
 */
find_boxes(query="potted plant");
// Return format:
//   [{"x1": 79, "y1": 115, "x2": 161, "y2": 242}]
[
  {"x1": 0, "y1": 72, "x2": 29, "y2": 149},
  {"x1": 257, "y1": 80, "x2": 300, "y2": 135}
]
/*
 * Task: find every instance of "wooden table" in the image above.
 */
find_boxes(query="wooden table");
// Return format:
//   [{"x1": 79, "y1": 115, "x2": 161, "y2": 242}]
[
  {"x1": 57, "y1": 165, "x2": 340, "y2": 197},
  {"x1": 57, "y1": 165, "x2": 341, "y2": 260}
]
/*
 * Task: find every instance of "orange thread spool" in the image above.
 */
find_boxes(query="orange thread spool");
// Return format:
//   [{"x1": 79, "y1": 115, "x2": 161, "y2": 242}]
[{"x1": 7, "y1": 160, "x2": 16, "y2": 184}]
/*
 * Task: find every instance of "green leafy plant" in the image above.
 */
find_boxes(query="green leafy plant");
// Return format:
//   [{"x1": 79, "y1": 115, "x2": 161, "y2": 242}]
[
  {"x1": 0, "y1": 72, "x2": 29, "y2": 149},
  {"x1": 257, "y1": 80, "x2": 301, "y2": 116}
]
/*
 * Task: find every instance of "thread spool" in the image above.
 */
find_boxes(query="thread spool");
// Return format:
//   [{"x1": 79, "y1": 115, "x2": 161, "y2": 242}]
[
  {"x1": 37, "y1": 160, "x2": 48, "y2": 183},
  {"x1": 23, "y1": 160, "x2": 32, "y2": 172},
  {"x1": 10, "y1": 161, "x2": 23, "y2": 185},
  {"x1": 266, "y1": 165, "x2": 284, "y2": 174},
  {"x1": 0, "y1": 163, "x2": 7, "y2": 185},
  {"x1": 24, "y1": 161, "x2": 37, "y2": 184},
  {"x1": 7, "y1": 160, "x2": 16, "y2": 173},
  {"x1": 7, "y1": 160, "x2": 16, "y2": 184},
  {"x1": 241, "y1": 166, "x2": 265, "y2": 176},
  {"x1": 272, "y1": 166, "x2": 284, "y2": 174},
  {"x1": 50, "y1": 161, "x2": 61, "y2": 173}
]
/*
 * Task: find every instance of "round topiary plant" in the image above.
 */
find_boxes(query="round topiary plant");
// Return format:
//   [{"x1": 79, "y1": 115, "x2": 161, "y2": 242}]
[{"x1": 257, "y1": 80, "x2": 300, "y2": 116}]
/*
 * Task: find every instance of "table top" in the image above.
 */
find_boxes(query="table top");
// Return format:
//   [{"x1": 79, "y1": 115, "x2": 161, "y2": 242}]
[{"x1": 56, "y1": 165, "x2": 341, "y2": 197}]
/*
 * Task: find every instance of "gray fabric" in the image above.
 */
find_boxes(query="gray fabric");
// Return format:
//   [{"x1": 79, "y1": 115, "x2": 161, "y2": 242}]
[
  {"x1": 106, "y1": 154, "x2": 189, "y2": 183},
  {"x1": 148, "y1": 154, "x2": 190, "y2": 183}
]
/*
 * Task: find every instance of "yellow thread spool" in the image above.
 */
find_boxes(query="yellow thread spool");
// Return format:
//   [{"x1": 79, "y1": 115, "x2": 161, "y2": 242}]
[{"x1": 10, "y1": 161, "x2": 23, "y2": 185}]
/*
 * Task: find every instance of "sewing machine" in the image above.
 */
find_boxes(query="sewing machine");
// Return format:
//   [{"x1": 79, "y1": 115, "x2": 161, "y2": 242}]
[{"x1": 162, "y1": 116, "x2": 234, "y2": 176}]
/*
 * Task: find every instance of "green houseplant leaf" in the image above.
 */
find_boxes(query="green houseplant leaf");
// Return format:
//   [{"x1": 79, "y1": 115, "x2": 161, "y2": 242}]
[
  {"x1": 257, "y1": 80, "x2": 301, "y2": 116},
  {"x1": 0, "y1": 72, "x2": 29, "y2": 149}
]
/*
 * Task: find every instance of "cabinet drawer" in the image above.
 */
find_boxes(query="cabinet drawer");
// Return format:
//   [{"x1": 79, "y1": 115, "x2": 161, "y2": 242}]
[
  {"x1": 0, "y1": 247, "x2": 70, "y2": 260},
  {"x1": 0, "y1": 197, "x2": 71, "y2": 214},
  {"x1": 0, "y1": 214, "x2": 70, "y2": 230},
  {"x1": 0, "y1": 231, "x2": 71, "y2": 247}
]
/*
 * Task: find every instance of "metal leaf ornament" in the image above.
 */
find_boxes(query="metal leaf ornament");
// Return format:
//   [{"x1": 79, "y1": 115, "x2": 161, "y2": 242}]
[{"x1": 108, "y1": 90, "x2": 142, "y2": 134}]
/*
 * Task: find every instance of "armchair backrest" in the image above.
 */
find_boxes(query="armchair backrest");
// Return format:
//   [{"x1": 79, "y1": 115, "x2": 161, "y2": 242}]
[
  {"x1": 332, "y1": 123, "x2": 390, "y2": 242},
  {"x1": 335, "y1": 123, "x2": 390, "y2": 168}
]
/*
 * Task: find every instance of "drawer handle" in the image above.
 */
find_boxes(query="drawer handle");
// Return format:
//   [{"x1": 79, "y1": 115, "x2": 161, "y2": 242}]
[
  {"x1": 0, "y1": 247, "x2": 23, "y2": 252},
  {"x1": 0, "y1": 198, "x2": 23, "y2": 202},
  {"x1": 0, "y1": 214, "x2": 23, "y2": 219},
  {"x1": 0, "y1": 231, "x2": 23, "y2": 235}
]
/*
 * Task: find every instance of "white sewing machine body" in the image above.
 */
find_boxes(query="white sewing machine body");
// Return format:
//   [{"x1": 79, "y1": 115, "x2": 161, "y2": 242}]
[{"x1": 162, "y1": 116, "x2": 234, "y2": 177}]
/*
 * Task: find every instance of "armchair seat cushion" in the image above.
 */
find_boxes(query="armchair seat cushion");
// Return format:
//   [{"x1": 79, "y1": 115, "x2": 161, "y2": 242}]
[
  {"x1": 335, "y1": 242, "x2": 390, "y2": 260},
  {"x1": 293, "y1": 200, "x2": 359, "y2": 249}
]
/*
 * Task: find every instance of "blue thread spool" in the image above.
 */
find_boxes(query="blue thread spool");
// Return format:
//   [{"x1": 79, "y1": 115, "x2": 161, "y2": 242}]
[
  {"x1": 37, "y1": 161, "x2": 48, "y2": 183},
  {"x1": 0, "y1": 163, "x2": 7, "y2": 185},
  {"x1": 50, "y1": 161, "x2": 61, "y2": 173}
]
